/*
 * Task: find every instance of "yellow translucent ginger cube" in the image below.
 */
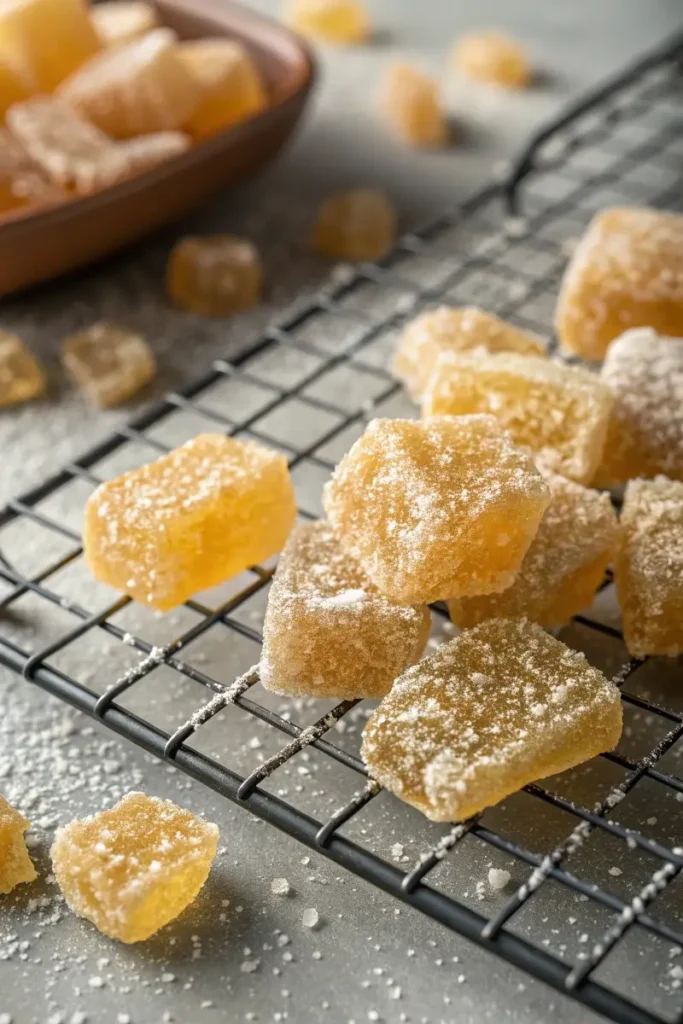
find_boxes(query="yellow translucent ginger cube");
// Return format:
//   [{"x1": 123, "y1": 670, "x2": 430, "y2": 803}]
[
  {"x1": 167, "y1": 234, "x2": 263, "y2": 317},
  {"x1": 0, "y1": 57, "x2": 30, "y2": 119},
  {"x1": 615, "y1": 476, "x2": 683, "y2": 658},
  {"x1": 311, "y1": 188, "x2": 397, "y2": 263},
  {"x1": 59, "y1": 28, "x2": 202, "y2": 139},
  {"x1": 0, "y1": 794, "x2": 37, "y2": 894},
  {"x1": 362, "y1": 618, "x2": 623, "y2": 822},
  {"x1": 0, "y1": 0, "x2": 100, "y2": 92},
  {"x1": 92, "y1": 1, "x2": 160, "y2": 47},
  {"x1": 178, "y1": 39, "x2": 267, "y2": 141},
  {"x1": 84, "y1": 433, "x2": 296, "y2": 611},
  {"x1": 449, "y1": 468, "x2": 619, "y2": 629},
  {"x1": 423, "y1": 350, "x2": 613, "y2": 485},
  {"x1": 0, "y1": 127, "x2": 64, "y2": 214},
  {"x1": 382, "y1": 63, "x2": 448, "y2": 148},
  {"x1": 555, "y1": 206, "x2": 683, "y2": 361},
  {"x1": 285, "y1": 0, "x2": 370, "y2": 43},
  {"x1": 61, "y1": 322, "x2": 156, "y2": 408},
  {"x1": 597, "y1": 328, "x2": 683, "y2": 486},
  {"x1": 51, "y1": 792, "x2": 219, "y2": 943},
  {"x1": 452, "y1": 31, "x2": 532, "y2": 89},
  {"x1": 393, "y1": 305, "x2": 547, "y2": 400},
  {"x1": 0, "y1": 329, "x2": 46, "y2": 407},
  {"x1": 261, "y1": 520, "x2": 431, "y2": 699},
  {"x1": 323, "y1": 415, "x2": 549, "y2": 605}
]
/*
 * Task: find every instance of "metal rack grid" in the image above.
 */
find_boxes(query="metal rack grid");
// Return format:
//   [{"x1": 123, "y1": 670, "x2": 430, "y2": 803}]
[{"x1": 2, "y1": 28, "x2": 683, "y2": 1024}]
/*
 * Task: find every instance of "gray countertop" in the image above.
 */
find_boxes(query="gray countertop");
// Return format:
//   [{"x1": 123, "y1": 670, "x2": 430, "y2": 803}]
[{"x1": 2, "y1": 3, "x2": 683, "y2": 1023}]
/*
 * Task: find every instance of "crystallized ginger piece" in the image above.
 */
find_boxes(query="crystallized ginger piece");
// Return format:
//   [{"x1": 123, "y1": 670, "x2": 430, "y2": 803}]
[
  {"x1": 449, "y1": 469, "x2": 619, "y2": 629},
  {"x1": 92, "y1": 1, "x2": 160, "y2": 47},
  {"x1": 362, "y1": 619, "x2": 622, "y2": 822},
  {"x1": 311, "y1": 188, "x2": 397, "y2": 263},
  {"x1": 62, "y1": 322, "x2": 156, "y2": 408},
  {"x1": 51, "y1": 792, "x2": 218, "y2": 942},
  {"x1": 423, "y1": 350, "x2": 613, "y2": 485},
  {"x1": 261, "y1": 521, "x2": 430, "y2": 699},
  {"x1": 167, "y1": 234, "x2": 263, "y2": 317},
  {"x1": 0, "y1": 0, "x2": 100, "y2": 92},
  {"x1": 59, "y1": 28, "x2": 201, "y2": 139},
  {"x1": 323, "y1": 415, "x2": 549, "y2": 605},
  {"x1": 382, "y1": 63, "x2": 448, "y2": 148},
  {"x1": 393, "y1": 305, "x2": 546, "y2": 400},
  {"x1": 179, "y1": 39, "x2": 267, "y2": 141},
  {"x1": 84, "y1": 434, "x2": 296, "y2": 610},
  {"x1": 597, "y1": 328, "x2": 683, "y2": 486},
  {"x1": 79, "y1": 130, "x2": 190, "y2": 192},
  {"x1": 555, "y1": 206, "x2": 683, "y2": 361},
  {"x1": 452, "y1": 31, "x2": 532, "y2": 89},
  {"x1": 0, "y1": 57, "x2": 30, "y2": 119},
  {"x1": 0, "y1": 330, "x2": 45, "y2": 407},
  {"x1": 0, "y1": 793, "x2": 37, "y2": 894},
  {"x1": 285, "y1": 0, "x2": 370, "y2": 43},
  {"x1": 0, "y1": 128, "x2": 64, "y2": 214},
  {"x1": 615, "y1": 477, "x2": 683, "y2": 658}
]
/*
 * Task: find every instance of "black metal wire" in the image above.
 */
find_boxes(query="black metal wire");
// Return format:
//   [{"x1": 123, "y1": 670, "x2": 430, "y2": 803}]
[{"x1": 2, "y1": 28, "x2": 683, "y2": 1024}]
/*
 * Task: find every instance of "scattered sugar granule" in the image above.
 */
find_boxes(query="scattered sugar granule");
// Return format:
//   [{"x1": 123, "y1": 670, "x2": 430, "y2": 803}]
[
  {"x1": 609, "y1": 866, "x2": 623, "y2": 877},
  {"x1": 271, "y1": 878, "x2": 292, "y2": 896},
  {"x1": 391, "y1": 843, "x2": 404, "y2": 861},
  {"x1": 488, "y1": 867, "x2": 511, "y2": 890},
  {"x1": 302, "y1": 908, "x2": 320, "y2": 929},
  {"x1": 241, "y1": 959, "x2": 260, "y2": 974}
]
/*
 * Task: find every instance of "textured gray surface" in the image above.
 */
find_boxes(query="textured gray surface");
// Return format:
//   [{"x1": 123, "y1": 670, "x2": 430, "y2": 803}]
[{"x1": 2, "y1": 3, "x2": 683, "y2": 1024}]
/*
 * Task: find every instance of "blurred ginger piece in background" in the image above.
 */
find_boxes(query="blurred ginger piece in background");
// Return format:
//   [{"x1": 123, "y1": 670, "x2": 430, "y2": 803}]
[
  {"x1": 312, "y1": 187, "x2": 397, "y2": 262},
  {"x1": 0, "y1": 0, "x2": 100, "y2": 92},
  {"x1": 178, "y1": 39, "x2": 267, "y2": 141},
  {"x1": 92, "y1": 0, "x2": 160, "y2": 47},
  {"x1": 382, "y1": 63, "x2": 449, "y2": 148},
  {"x1": 285, "y1": 0, "x2": 370, "y2": 44},
  {"x1": 453, "y1": 31, "x2": 532, "y2": 89}
]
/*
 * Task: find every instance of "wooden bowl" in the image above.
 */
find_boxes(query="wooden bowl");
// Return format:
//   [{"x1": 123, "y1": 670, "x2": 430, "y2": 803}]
[{"x1": 0, "y1": 0, "x2": 316, "y2": 297}]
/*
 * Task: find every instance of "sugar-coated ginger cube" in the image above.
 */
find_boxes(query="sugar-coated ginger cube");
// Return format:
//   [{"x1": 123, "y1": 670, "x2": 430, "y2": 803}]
[
  {"x1": 178, "y1": 39, "x2": 267, "y2": 141},
  {"x1": 0, "y1": 0, "x2": 100, "y2": 92},
  {"x1": 0, "y1": 794, "x2": 37, "y2": 894},
  {"x1": 382, "y1": 63, "x2": 448, "y2": 148},
  {"x1": 84, "y1": 434, "x2": 296, "y2": 611},
  {"x1": 452, "y1": 31, "x2": 532, "y2": 89},
  {"x1": 423, "y1": 350, "x2": 613, "y2": 485},
  {"x1": 0, "y1": 128, "x2": 65, "y2": 214},
  {"x1": 61, "y1": 322, "x2": 156, "y2": 408},
  {"x1": 261, "y1": 521, "x2": 431, "y2": 699},
  {"x1": 311, "y1": 188, "x2": 397, "y2": 263},
  {"x1": 393, "y1": 305, "x2": 546, "y2": 400},
  {"x1": 167, "y1": 234, "x2": 263, "y2": 317},
  {"x1": 615, "y1": 477, "x2": 683, "y2": 658},
  {"x1": 449, "y1": 468, "x2": 619, "y2": 629},
  {"x1": 597, "y1": 328, "x2": 683, "y2": 486},
  {"x1": 59, "y1": 28, "x2": 202, "y2": 139},
  {"x1": 92, "y1": 1, "x2": 160, "y2": 47},
  {"x1": 51, "y1": 792, "x2": 218, "y2": 942},
  {"x1": 79, "y1": 130, "x2": 190, "y2": 192},
  {"x1": 323, "y1": 415, "x2": 549, "y2": 605},
  {"x1": 0, "y1": 57, "x2": 30, "y2": 119},
  {"x1": 362, "y1": 618, "x2": 623, "y2": 822},
  {"x1": 0, "y1": 329, "x2": 45, "y2": 407},
  {"x1": 284, "y1": 0, "x2": 370, "y2": 43},
  {"x1": 555, "y1": 207, "x2": 683, "y2": 361}
]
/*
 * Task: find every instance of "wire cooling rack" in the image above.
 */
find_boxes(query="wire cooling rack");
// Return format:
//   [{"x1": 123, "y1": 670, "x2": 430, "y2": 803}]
[{"x1": 2, "y1": 28, "x2": 683, "y2": 1024}]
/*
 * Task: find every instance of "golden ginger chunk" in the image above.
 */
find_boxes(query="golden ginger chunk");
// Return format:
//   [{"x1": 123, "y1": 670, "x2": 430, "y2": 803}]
[
  {"x1": 92, "y1": 1, "x2": 160, "y2": 47},
  {"x1": 0, "y1": 127, "x2": 64, "y2": 214},
  {"x1": 0, "y1": 57, "x2": 30, "y2": 119},
  {"x1": 179, "y1": 39, "x2": 267, "y2": 141},
  {"x1": 285, "y1": 0, "x2": 370, "y2": 43},
  {"x1": 0, "y1": 794, "x2": 36, "y2": 894},
  {"x1": 62, "y1": 322, "x2": 156, "y2": 408},
  {"x1": 0, "y1": 0, "x2": 100, "y2": 92},
  {"x1": 311, "y1": 188, "x2": 397, "y2": 263},
  {"x1": 167, "y1": 234, "x2": 263, "y2": 317},
  {"x1": 382, "y1": 63, "x2": 448, "y2": 148},
  {"x1": 0, "y1": 329, "x2": 45, "y2": 407},
  {"x1": 453, "y1": 31, "x2": 532, "y2": 88}
]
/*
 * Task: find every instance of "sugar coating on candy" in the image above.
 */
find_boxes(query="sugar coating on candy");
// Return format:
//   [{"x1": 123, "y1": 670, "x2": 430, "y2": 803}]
[
  {"x1": 311, "y1": 188, "x2": 397, "y2": 263},
  {"x1": 92, "y1": 1, "x2": 160, "y2": 47},
  {"x1": 59, "y1": 28, "x2": 202, "y2": 139},
  {"x1": 285, "y1": 0, "x2": 370, "y2": 43},
  {"x1": 382, "y1": 63, "x2": 448, "y2": 148},
  {"x1": 615, "y1": 477, "x2": 683, "y2": 658},
  {"x1": 0, "y1": 0, "x2": 100, "y2": 92},
  {"x1": 261, "y1": 520, "x2": 430, "y2": 699},
  {"x1": 179, "y1": 39, "x2": 267, "y2": 140},
  {"x1": 82, "y1": 130, "x2": 191, "y2": 192},
  {"x1": 0, "y1": 329, "x2": 45, "y2": 407},
  {"x1": 167, "y1": 234, "x2": 263, "y2": 316},
  {"x1": 0, "y1": 793, "x2": 37, "y2": 894},
  {"x1": 361, "y1": 618, "x2": 623, "y2": 822},
  {"x1": 555, "y1": 206, "x2": 683, "y2": 361},
  {"x1": 0, "y1": 127, "x2": 64, "y2": 213},
  {"x1": 84, "y1": 433, "x2": 296, "y2": 611},
  {"x1": 0, "y1": 57, "x2": 29, "y2": 119},
  {"x1": 323, "y1": 415, "x2": 549, "y2": 605},
  {"x1": 393, "y1": 305, "x2": 546, "y2": 400},
  {"x1": 449, "y1": 468, "x2": 619, "y2": 629},
  {"x1": 597, "y1": 328, "x2": 683, "y2": 486},
  {"x1": 51, "y1": 792, "x2": 219, "y2": 942},
  {"x1": 62, "y1": 322, "x2": 156, "y2": 408},
  {"x1": 452, "y1": 31, "x2": 532, "y2": 89},
  {"x1": 423, "y1": 350, "x2": 613, "y2": 485}
]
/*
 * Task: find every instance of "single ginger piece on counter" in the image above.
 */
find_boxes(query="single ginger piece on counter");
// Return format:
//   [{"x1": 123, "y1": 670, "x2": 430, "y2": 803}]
[
  {"x1": 423, "y1": 350, "x2": 613, "y2": 484},
  {"x1": 0, "y1": 329, "x2": 45, "y2": 407},
  {"x1": 311, "y1": 188, "x2": 397, "y2": 263},
  {"x1": 0, "y1": 0, "x2": 100, "y2": 93},
  {"x1": 323, "y1": 415, "x2": 549, "y2": 605},
  {"x1": 362, "y1": 618, "x2": 623, "y2": 822},
  {"x1": 0, "y1": 794, "x2": 37, "y2": 894},
  {"x1": 284, "y1": 0, "x2": 370, "y2": 43},
  {"x1": 597, "y1": 328, "x2": 683, "y2": 486},
  {"x1": 84, "y1": 433, "x2": 296, "y2": 610},
  {"x1": 179, "y1": 39, "x2": 267, "y2": 140},
  {"x1": 92, "y1": 1, "x2": 160, "y2": 47},
  {"x1": 382, "y1": 63, "x2": 448, "y2": 148},
  {"x1": 0, "y1": 128, "x2": 64, "y2": 214},
  {"x1": 555, "y1": 206, "x2": 683, "y2": 361},
  {"x1": 167, "y1": 234, "x2": 263, "y2": 316},
  {"x1": 393, "y1": 305, "x2": 546, "y2": 399},
  {"x1": 449, "y1": 468, "x2": 619, "y2": 629},
  {"x1": 261, "y1": 520, "x2": 431, "y2": 699},
  {"x1": 61, "y1": 323, "x2": 156, "y2": 408},
  {"x1": 452, "y1": 31, "x2": 532, "y2": 89},
  {"x1": 615, "y1": 476, "x2": 683, "y2": 658},
  {"x1": 51, "y1": 792, "x2": 219, "y2": 942}
]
